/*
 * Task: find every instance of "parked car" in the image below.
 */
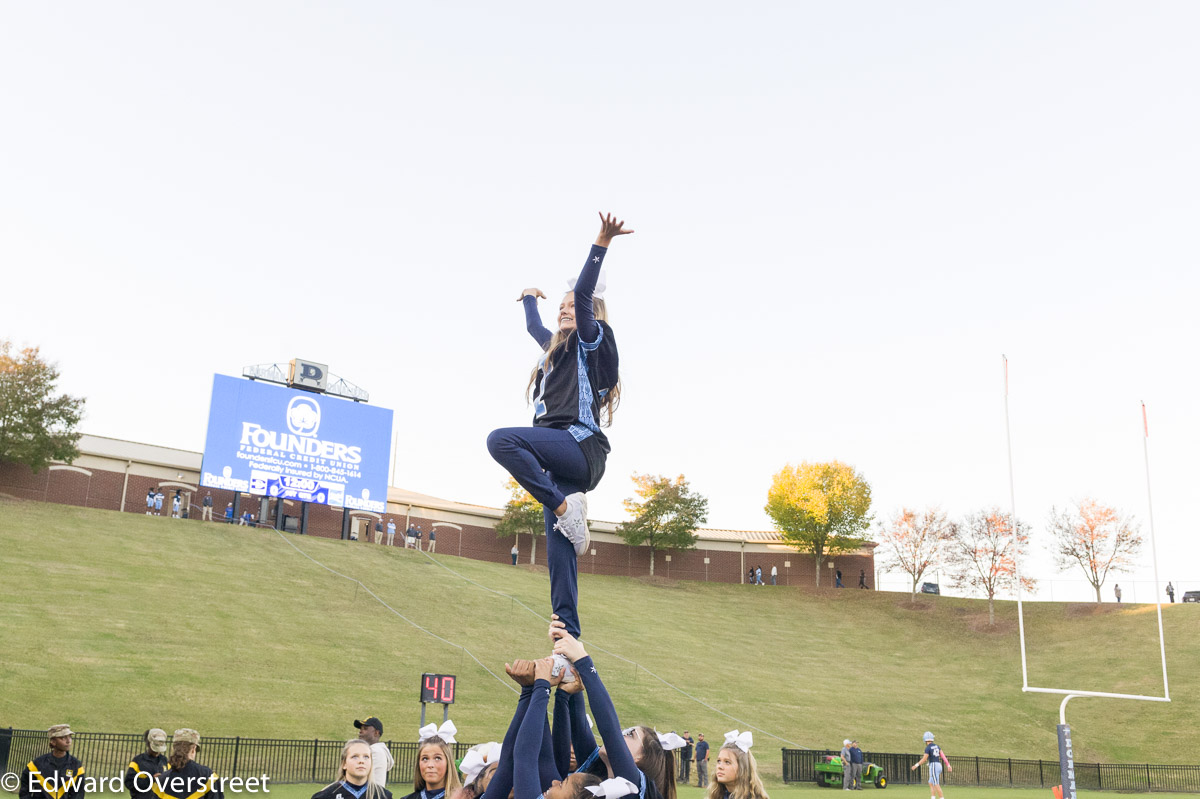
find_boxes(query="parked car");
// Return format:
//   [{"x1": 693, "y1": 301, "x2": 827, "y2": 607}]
[
  {"x1": 920, "y1": 582, "x2": 940, "y2": 595},
  {"x1": 1183, "y1": 590, "x2": 1200, "y2": 603},
  {"x1": 814, "y1": 755, "x2": 887, "y2": 788}
]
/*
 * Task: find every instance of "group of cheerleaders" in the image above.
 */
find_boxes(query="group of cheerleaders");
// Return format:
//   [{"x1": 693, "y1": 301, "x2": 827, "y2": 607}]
[{"x1": 316, "y1": 213, "x2": 769, "y2": 799}]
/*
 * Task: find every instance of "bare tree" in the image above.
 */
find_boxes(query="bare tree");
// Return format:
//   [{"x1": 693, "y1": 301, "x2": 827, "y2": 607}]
[
  {"x1": 876, "y1": 506, "x2": 955, "y2": 602},
  {"x1": 1047, "y1": 498, "x2": 1142, "y2": 603},
  {"x1": 948, "y1": 508, "x2": 1037, "y2": 624}
]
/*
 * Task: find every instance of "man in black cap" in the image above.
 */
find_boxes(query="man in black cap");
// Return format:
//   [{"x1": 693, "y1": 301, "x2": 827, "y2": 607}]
[
  {"x1": 124, "y1": 729, "x2": 168, "y2": 799},
  {"x1": 20, "y1": 725, "x2": 86, "y2": 799},
  {"x1": 354, "y1": 716, "x2": 394, "y2": 787}
]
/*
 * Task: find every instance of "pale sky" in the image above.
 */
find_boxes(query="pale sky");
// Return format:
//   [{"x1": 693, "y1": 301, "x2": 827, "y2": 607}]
[{"x1": 3, "y1": 2, "x2": 1198, "y2": 602}]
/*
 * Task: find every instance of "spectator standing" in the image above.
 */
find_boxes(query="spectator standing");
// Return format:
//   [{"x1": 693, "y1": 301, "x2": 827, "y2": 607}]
[
  {"x1": 770, "y1": 565, "x2": 777, "y2": 586},
  {"x1": 146, "y1": 489, "x2": 156, "y2": 515},
  {"x1": 154, "y1": 490, "x2": 164, "y2": 516},
  {"x1": 171, "y1": 492, "x2": 182, "y2": 519},
  {"x1": 1114, "y1": 584, "x2": 1122, "y2": 603},
  {"x1": 19, "y1": 724, "x2": 85, "y2": 799},
  {"x1": 414, "y1": 526, "x2": 423, "y2": 551},
  {"x1": 859, "y1": 570, "x2": 867, "y2": 589},
  {"x1": 153, "y1": 729, "x2": 222, "y2": 799},
  {"x1": 201, "y1": 493, "x2": 214, "y2": 521},
  {"x1": 840, "y1": 739, "x2": 853, "y2": 791},
  {"x1": 850, "y1": 740, "x2": 864, "y2": 790},
  {"x1": 1166, "y1": 582, "x2": 1175, "y2": 603},
  {"x1": 427, "y1": 527, "x2": 436, "y2": 553},
  {"x1": 679, "y1": 730, "x2": 694, "y2": 783},
  {"x1": 124, "y1": 728, "x2": 168, "y2": 799},
  {"x1": 695, "y1": 732, "x2": 710, "y2": 788},
  {"x1": 511, "y1": 543, "x2": 519, "y2": 565},
  {"x1": 386, "y1": 519, "x2": 397, "y2": 546},
  {"x1": 375, "y1": 519, "x2": 384, "y2": 545},
  {"x1": 836, "y1": 569, "x2": 844, "y2": 588},
  {"x1": 406, "y1": 525, "x2": 417, "y2": 549},
  {"x1": 224, "y1": 503, "x2": 234, "y2": 522},
  {"x1": 353, "y1": 717, "x2": 394, "y2": 788}
]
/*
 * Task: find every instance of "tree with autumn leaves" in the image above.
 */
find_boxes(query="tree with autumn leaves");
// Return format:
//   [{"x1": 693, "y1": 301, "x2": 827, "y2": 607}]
[
  {"x1": 765, "y1": 461, "x2": 873, "y2": 587},
  {"x1": 494, "y1": 478, "x2": 544, "y2": 565},
  {"x1": 0, "y1": 340, "x2": 85, "y2": 472},
  {"x1": 946, "y1": 508, "x2": 1037, "y2": 624},
  {"x1": 876, "y1": 506, "x2": 955, "y2": 602},
  {"x1": 617, "y1": 473, "x2": 708, "y2": 576},
  {"x1": 1047, "y1": 498, "x2": 1142, "y2": 603}
]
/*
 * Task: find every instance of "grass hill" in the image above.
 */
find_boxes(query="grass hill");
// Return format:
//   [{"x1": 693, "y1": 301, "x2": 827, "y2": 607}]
[{"x1": 2, "y1": 498, "x2": 1197, "y2": 779}]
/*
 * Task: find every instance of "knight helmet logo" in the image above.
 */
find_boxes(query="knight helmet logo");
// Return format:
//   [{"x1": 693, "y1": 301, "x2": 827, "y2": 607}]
[{"x1": 286, "y1": 396, "x2": 322, "y2": 437}]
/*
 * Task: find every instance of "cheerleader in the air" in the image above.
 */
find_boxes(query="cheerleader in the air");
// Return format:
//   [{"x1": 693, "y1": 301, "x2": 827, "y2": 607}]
[{"x1": 487, "y1": 212, "x2": 632, "y2": 640}]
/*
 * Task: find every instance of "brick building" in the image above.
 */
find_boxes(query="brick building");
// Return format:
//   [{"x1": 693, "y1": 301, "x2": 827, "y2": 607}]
[{"x1": 0, "y1": 433, "x2": 876, "y2": 587}]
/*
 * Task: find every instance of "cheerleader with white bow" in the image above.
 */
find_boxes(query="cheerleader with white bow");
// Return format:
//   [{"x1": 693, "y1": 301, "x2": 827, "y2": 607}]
[
  {"x1": 708, "y1": 731, "x2": 768, "y2": 799},
  {"x1": 397, "y1": 722, "x2": 461, "y2": 799}
]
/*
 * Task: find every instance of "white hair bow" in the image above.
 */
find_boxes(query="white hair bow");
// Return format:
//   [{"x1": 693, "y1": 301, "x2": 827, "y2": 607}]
[
  {"x1": 418, "y1": 720, "x2": 458, "y2": 744},
  {"x1": 657, "y1": 732, "x2": 687, "y2": 751},
  {"x1": 567, "y1": 270, "x2": 607, "y2": 299},
  {"x1": 724, "y1": 730, "x2": 753, "y2": 752},
  {"x1": 459, "y1": 742, "x2": 500, "y2": 783},
  {"x1": 585, "y1": 777, "x2": 638, "y2": 799}
]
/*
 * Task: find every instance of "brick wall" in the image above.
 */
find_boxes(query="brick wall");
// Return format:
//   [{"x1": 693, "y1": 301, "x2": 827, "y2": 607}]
[{"x1": 1, "y1": 460, "x2": 876, "y2": 586}]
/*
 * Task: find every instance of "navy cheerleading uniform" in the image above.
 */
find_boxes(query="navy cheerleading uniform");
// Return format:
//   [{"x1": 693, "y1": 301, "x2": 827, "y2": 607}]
[{"x1": 487, "y1": 243, "x2": 619, "y2": 638}]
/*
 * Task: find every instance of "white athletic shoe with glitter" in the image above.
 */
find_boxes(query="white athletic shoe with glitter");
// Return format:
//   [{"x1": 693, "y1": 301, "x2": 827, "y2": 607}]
[{"x1": 554, "y1": 492, "x2": 590, "y2": 556}]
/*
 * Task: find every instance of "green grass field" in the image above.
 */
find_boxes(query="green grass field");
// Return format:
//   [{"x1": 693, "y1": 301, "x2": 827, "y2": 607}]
[{"x1": 2, "y1": 498, "x2": 1197, "y2": 786}]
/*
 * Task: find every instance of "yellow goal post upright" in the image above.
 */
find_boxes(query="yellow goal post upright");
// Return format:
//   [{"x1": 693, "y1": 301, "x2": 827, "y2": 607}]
[{"x1": 1001, "y1": 357, "x2": 1170, "y2": 799}]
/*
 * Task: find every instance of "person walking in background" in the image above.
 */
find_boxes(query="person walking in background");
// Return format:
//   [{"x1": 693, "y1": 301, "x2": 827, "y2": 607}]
[
  {"x1": 840, "y1": 740, "x2": 853, "y2": 790},
  {"x1": 859, "y1": 570, "x2": 867, "y2": 589},
  {"x1": 836, "y1": 569, "x2": 844, "y2": 588},
  {"x1": 770, "y1": 565, "x2": 777, "y2": 585},
  {"x1": 755, "y1": 565, "x2": 763, "y2": 586},
  {"x1": 510, "y1": 542, "x2": 519, "y2": 565},
  {"x1": 1114, "y1": 584, "x2": 1122, "y2": 603},
  {"x1": 124, "y1": 728, "x2": 168, "y2": 799},
  {"x1": 19, "y1": 724, "x2": 85, "y2": 799},
  {"x1": 353, "y1": 717, "x2": 394, "y2": 788},
  {"x1": 427, "y1": 527, "x2": 436, "y2": 553},
  {"x1": 146, "y1": 488, "x2": 156, "y2": 515},
  {"x1": 911, "y1": 731, "x2": 951, "y2": 799},
  {"x1": 679, "y1": 730, "x2": 694, "y2": 784},
  {"x1": 201, "y1": 492, "x2": 213, "y2": 521},
  {"x1": 386, "y1": 518, "x2": 396, "y2": 546},
  {"x1": 1166, "y1": 582, "x2": 1175, "y2": 603},
  {"x1": 695, "y1": 732, "x2": 710, "y2": 788}
]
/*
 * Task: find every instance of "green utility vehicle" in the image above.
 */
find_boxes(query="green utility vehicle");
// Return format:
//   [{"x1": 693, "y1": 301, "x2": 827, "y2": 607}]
[{"x1": 814, "y1": 755, "x2": 887, "y2": 788}]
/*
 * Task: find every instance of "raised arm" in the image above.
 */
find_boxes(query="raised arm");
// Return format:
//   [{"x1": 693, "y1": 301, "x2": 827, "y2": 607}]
[
  {"x1": 572, "y1": 213, "x2": 633, "y2": 345},
  {"x1": 551, "y1": 624, "x2": 640, "y2": 784},
  {"x1": 518, "y1": 289, "x2": 553, "y2": 349},
  {"x1": 514, "y1": 673, "x2": 553, "y2": 799},
  {"x1": 483, "y1": 661, "x2": 538, "y2": 799}
]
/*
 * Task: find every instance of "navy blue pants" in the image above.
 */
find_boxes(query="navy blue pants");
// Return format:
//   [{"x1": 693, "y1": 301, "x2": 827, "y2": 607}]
[{"x1": 487, "y1": 426, "x2": 589, "y2": 638}]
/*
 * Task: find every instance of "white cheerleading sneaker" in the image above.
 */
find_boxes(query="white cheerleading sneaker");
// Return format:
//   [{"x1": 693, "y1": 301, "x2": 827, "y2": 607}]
[{"x1": 554, "y1": 492, "x2": 591, "y2": 556}]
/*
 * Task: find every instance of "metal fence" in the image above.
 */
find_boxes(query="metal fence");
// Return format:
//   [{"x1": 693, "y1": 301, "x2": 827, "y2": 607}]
[
  {"x1": 783, "y1": 749, "x2": 1200, "y2": 793},
  {"x1": 0, "y1": 729, "x2": 474, "y2": 787}
]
